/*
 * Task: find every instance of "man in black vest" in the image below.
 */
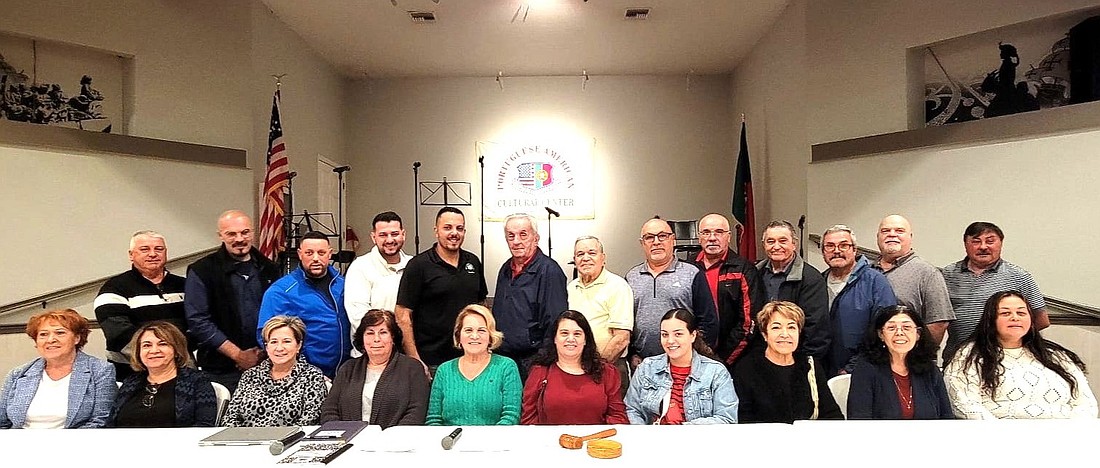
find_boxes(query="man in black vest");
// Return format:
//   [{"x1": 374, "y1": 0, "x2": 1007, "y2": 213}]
[{"x1": 184, "y1": 210, "x2": 281, "y2": 391}]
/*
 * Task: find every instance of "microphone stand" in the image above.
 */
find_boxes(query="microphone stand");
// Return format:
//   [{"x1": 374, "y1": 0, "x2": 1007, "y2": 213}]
[
  {"x1": 478, "y1": 155, "x2": 485, "y2": 261},
  {"x1": 412, "y1": 162, "x2": 421, "y2": 253},
  {"x1": 333, "y1": 166, "x2": 350, "y2": 253},
  {"x1": 798, "y1": 214, "x2": 806, "y2": 258},
  {"x1": 281, "y1": 171, "x2": 298, "y2": 275},
  {"x1": 545, "y1": 208, "x2": 560, "y2": 257}
]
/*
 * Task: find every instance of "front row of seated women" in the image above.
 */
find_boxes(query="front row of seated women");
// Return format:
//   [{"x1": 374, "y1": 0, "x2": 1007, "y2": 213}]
[{"x1": 3, "y1": 290, "x2": 1095, "y2": 429}]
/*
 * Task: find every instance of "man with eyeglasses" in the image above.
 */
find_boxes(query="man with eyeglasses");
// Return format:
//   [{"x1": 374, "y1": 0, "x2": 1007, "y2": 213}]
[
  {"x1": 755, "y1": 220, "x2": 829, "y2": 367},
  {"x1": 568, "y1": 235, "x2": 634, "y2": 394},
  {"x1": 687, "y1": 213, "x2": 766, "y2": 368},
  {"x1": 625, "y1": 218, "x2": 718, "y2": 367},
  {"x1": 185, "y1": 210, "x2": 281, "y2": 392},
  {"x1": 940, "y1": 221, "x2": 1047, "y2": 362},
  {"x1": 871, "y1": 215, "x2": 954, "y2": 347},
  {"x1": 96, "y1": 230, "x2": 191, "y2": 381},
  {"x1": 820, "y1": 224, "x2": 896, "y2": 375},
  {"x1": 492, "y1": 213, "x2": 568, "y2": 381},
  {"x1": 257, "y1": 231, "x2": 351, "y2": 378},
  {"x1": 344, "y1": 211, "x2": 412, "y2": 358}
]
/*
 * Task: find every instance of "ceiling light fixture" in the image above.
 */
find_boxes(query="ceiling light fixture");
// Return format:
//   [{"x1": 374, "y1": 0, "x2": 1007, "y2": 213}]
[
  {"x1": 496, "y1": 71, "x2": 505, "y2": 90},
  {"x1": 581, "y1": 70, "x2": 589, "y2": 91}
]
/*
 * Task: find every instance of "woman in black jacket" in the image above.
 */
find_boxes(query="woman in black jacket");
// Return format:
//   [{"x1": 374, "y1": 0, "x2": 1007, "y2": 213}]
[
  {"x1": 733, "y1": 301, "x2": 842, "y2": 423},
  {"x1": 847, "y1": 305, "x2": 952, "y2": 419}
]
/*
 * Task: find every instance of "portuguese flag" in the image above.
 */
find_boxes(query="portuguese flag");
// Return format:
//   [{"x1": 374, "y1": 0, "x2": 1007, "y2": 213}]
[{"x1": 732, "y1": 121, "x2": 757, "y2": 262}]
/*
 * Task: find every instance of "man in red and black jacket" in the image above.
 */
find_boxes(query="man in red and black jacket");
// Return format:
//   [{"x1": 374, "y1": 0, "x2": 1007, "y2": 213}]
[{"x1": 688, "y1": 213, "x2": 767, "y2": 368}]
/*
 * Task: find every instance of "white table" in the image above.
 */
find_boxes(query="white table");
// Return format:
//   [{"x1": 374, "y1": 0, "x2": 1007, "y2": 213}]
[{"x1": 0, "y1": 420, "x2": 1096, "y2": 466}]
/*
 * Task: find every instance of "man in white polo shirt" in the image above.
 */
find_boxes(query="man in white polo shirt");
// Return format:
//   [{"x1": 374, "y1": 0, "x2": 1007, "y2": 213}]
[{"x1": 344, "y1": 211, "x2": 412, "y2": 357}]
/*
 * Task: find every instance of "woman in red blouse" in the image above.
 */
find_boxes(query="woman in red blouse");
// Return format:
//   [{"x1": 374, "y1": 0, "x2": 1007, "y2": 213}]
[{"x1": 520, "y1": 310, "x2": 628, "y2": 424}]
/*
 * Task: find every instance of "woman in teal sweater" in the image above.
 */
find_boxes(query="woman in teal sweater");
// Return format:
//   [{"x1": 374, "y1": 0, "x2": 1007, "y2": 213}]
[{"x1": 427, "y1": 304, "x2": 522, "y2": 425}]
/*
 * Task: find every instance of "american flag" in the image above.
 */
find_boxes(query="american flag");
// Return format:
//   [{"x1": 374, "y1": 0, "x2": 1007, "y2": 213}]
[{"x1": 257, "y1": 90, "x2": 289, "y2": 261}]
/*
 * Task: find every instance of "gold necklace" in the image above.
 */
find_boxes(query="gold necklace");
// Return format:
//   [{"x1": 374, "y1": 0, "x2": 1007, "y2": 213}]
[{"x1": 892, "y1": 371, "x2": 913, "y2": 411}]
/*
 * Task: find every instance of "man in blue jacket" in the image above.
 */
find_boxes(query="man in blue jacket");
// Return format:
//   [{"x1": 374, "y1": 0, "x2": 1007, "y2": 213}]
[
  {"x1": 257, "y1": 231, "x2": 350, "y2": 378},
  {"x1": 821, "y1": 225, "x2": 896, "y2": 375},
  {"x1": 492, "y1": 213, "x2": 568, "y2": 381}
]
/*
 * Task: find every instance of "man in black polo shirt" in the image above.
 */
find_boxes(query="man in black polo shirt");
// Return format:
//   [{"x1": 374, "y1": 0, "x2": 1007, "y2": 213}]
[{"x1": 396, "y1": 207, "x2": 488, "y2": 370}]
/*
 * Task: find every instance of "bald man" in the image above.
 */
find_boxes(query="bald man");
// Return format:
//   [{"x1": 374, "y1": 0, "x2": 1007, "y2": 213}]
[
  {"x1": 872, "y1": 215, "x2": 954, "y2": 346},
  {"x1": 687, "y1": 213, "x2": 766, "y2": 367},
  {"x1": 184, "y1": 210, "x2": 281, "y2": 391},
  {"x1": 625, "y1": 218, "x2": 718, "y2": 366}
]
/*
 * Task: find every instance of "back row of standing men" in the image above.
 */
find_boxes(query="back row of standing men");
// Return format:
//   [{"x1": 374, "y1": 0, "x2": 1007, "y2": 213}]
[{"x1": 95, "y1": 208, "x2": 1044, "y2": 390}]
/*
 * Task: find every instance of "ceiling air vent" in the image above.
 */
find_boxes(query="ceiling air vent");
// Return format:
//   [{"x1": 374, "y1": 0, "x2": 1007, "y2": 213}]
[
  {"x1": 624, "y1": 8, "x2": 650, "y2": 20},
  {"x1": 408, "y1": 11, "x2": 436, "y2": 23}
]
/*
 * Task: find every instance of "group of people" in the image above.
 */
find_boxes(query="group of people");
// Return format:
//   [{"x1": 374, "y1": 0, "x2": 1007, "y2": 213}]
[{"x1": 1, "y1": 207, "x2": 1096, "y2": 429}]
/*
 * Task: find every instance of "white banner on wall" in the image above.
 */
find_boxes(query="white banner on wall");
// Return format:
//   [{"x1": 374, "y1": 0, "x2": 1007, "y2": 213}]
[{"x1": 478, "y1": 138, "x2": 595, "y2": 221}]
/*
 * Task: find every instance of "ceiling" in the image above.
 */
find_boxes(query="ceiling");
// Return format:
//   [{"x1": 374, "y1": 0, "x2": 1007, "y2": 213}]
[{"x1": 261, "y1": 0, "x2": 791, "y2": 78}]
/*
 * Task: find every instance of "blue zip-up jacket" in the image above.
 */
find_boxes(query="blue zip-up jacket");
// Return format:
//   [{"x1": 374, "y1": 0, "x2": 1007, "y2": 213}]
[
  {"x1": 827, "y1": 256, "x2": 897, "y2": 374},
  {"x1": 257, "y1": 265, "x2": 350, "y2": 378}
]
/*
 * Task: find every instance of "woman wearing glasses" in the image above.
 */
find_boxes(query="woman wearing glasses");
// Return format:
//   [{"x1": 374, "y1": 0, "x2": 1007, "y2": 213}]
[
  {"x1": 112, "y1": 322, "x2": 217, "y2": 427},
  {"x1": 847, "y1": 305, "x2": 952, "y2": 419}
]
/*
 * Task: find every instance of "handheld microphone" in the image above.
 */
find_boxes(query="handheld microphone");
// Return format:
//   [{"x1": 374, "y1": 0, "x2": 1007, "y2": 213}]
[
  {"x1": 797, "y1": 215, "x2": 806, "y2": 231},
  {"x1": 545, "y1": 207, "x2": 560, "y2": 217},
  {"x1": 441, "y1": 427, "x2": 463, "y2": 450},
  {"x1": 413, "y1": 161, "x2": 422, "y2": 169},
  {"x1": 269, "y1": 430, "x2": 305, "y2": 455}
]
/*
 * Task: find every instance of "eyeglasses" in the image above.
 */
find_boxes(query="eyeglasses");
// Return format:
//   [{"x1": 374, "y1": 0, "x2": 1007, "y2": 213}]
[
  {"x1": 823, "y1": 243, "x2": 854, "y2": 252},
  {"x1": 640, "y1": 232, "x2": 674, "y2": 244},
  {"x1": 699, "y1": 229, "x2": 730, "y2": 238},
  {"x1": 142, "y1": 383, "x2": 160, "y2": 408},
  {"x1": 884, "y1": 324, "x2": 918, "y2": 334}
]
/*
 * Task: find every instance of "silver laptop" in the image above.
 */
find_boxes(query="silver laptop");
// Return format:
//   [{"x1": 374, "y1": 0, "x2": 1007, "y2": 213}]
[{"x1": 198, "y1": 426, "x2": 301, "y2": 446}]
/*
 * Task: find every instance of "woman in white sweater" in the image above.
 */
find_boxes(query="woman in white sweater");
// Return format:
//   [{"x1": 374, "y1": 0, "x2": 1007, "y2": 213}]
[{"x1": 944, "y1": 290, "x2": 1097, "y2": 419}]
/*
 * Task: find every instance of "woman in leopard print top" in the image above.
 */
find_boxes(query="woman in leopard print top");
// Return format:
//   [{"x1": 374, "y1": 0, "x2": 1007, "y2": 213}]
[{"x1": 221, "y1": 316, "x2": 328, "y2": 427}]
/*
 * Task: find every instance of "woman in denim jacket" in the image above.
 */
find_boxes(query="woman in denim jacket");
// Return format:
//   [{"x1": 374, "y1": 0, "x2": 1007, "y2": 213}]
[{"x1": 625, "y1": 308, "x2": 738, "y2": 424}]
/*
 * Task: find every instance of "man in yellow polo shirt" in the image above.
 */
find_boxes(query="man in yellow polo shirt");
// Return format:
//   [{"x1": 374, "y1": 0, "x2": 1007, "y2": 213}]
[{"x1": 567, "y1": 235, "x2": 634, "y2": 396}]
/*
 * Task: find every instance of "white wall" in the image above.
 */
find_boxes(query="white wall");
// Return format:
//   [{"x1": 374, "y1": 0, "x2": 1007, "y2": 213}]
[
  {"x1": 345, "y1": 75, "x2": 737, "y2": 291},
  {"x1": 729, "y1": 0, "x2": 808, "y2": 227}
]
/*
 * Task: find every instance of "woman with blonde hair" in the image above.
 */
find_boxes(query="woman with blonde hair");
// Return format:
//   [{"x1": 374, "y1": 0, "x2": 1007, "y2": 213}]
[
  {"x1": 223, "y1": 315, "x2": 329, "y2": 426},
  {"x1": 733, "y1": 301, "x2": 842, "y2": 423},
  {"x1": 426, "y1": 304, "x2": 522, "y2": 425}
]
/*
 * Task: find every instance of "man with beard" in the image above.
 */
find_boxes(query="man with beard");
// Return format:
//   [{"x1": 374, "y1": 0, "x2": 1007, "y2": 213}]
[
  {"x1": 941, "y1": 221, "x2": 1047, "y2": 361},
  {"x1": 688, "y1": 213, "x2": 766, "y2": 368},
  {"x1": 756, "y1": 220, "x2": 830, "y2": 366},
  {"x1": 820, "y1": 224, "x2": 896, "y2": 375},
  {"x1": 492, "y1": 213, "x2": 568, "y2": 380},
  {"x1": 625, "y1": 217, "x2": 718, "y2": 366},
  {"x1": 257, "y1": 231, "x2": 350, "y2": 378},
  {"x1": 185, "y1": 210, "x2": 281, "y2": 391},
  {"x1": 396, "y1": 207, "x2": 488, "y2": 371},
  {"x1": 95, "y1": 230, "x2": 189, "y2": 381},
  {"x1": 344, "y1": 211, "x2": 412, "y2": 358},
  {"x1": 871, "y1": 215, "x2": 954, "y2": 346}
]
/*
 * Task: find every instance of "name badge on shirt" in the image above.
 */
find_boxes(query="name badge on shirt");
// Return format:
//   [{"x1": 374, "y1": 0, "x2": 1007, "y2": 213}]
[{"x1": 465, "y1": 263, "x2": 476, "y2": 273}]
